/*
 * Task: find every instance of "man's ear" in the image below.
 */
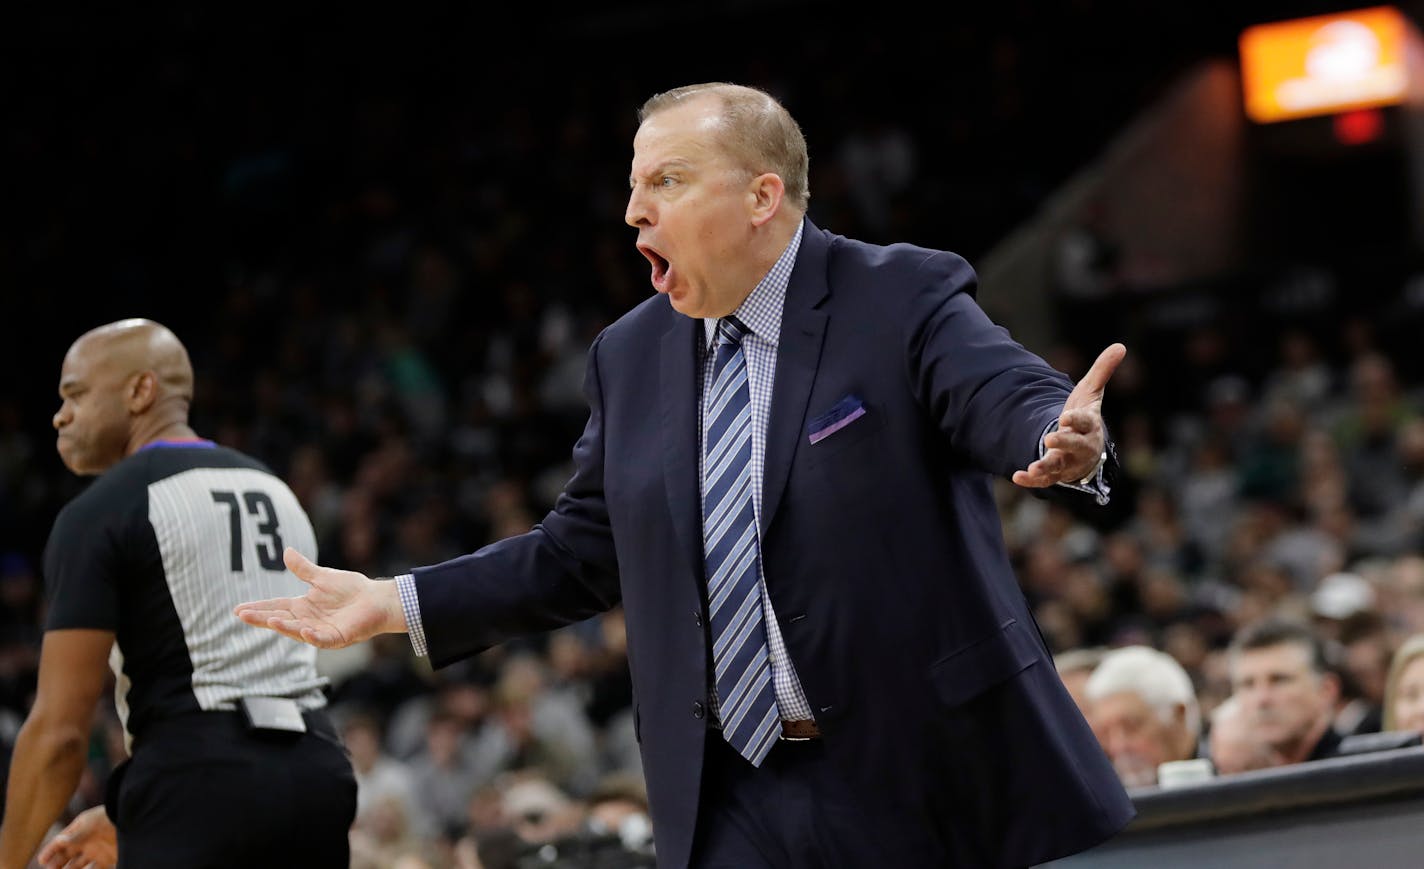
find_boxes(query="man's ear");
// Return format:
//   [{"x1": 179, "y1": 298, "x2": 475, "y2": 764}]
[
  {"x1": 1321, "y1": 670, "x2": 1342, "y2": 706},
  {"x1": 748, "y1": 173, "x2": 785, "y2": 227},
  {"x1": 127, "y1": 371, "x2": 159, "y2": 414}
]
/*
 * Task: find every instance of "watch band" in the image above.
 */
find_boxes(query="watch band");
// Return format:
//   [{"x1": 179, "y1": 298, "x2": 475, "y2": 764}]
[{"x1": 1079, "y1": 450, "x2": 1108, "y2": 486}]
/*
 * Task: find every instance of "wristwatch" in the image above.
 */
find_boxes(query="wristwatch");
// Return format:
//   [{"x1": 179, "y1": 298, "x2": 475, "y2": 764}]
[{"x1": 1079, "y1": 450, "x2": 1108, "y2": 486}]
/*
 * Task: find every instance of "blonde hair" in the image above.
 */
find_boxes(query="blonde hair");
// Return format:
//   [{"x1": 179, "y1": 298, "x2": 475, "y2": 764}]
[
  {"x1": 1383, "y1": 633, "x2": 1424, "y2": 731},
  {"x1": 639, "y1": 82, "x2": 810, "y2": 212}
]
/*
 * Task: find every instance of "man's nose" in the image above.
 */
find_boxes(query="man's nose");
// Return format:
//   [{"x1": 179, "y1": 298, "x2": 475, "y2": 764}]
[{"x1": 625, "y1": 188, "x2": 652, "y2": 228}]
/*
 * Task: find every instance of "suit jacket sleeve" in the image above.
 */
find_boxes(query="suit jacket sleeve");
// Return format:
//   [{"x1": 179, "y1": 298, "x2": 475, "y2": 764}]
[
  {"x1": 905, "y1": 251, "x2": 1084, "y2": 481},
  {"x1": 412, "y1": 332, "x2": 622, "y2": 669}
]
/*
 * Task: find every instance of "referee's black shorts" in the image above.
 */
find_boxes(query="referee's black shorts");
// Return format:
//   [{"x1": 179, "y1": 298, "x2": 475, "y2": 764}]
[{"x1": 107, "y1": 708, "x2": 357, "y2": 869}]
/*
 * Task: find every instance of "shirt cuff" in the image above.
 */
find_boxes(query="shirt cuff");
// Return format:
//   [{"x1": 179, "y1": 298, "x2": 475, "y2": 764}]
[
  {"x1": 394, "y1": 573, "x2": 428, "y2": 658},
  {"x1": 1040, "y1": 421, "x2": 1112, "y2": 507}
]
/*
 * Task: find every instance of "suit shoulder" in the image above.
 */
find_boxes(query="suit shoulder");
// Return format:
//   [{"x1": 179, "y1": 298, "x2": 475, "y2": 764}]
[
  {"x1": 596, "y1": 293, "x2": 679, "y2": 351},
  {"x1": 825, "y1": 234, "x2": 979, "y2": 306}
]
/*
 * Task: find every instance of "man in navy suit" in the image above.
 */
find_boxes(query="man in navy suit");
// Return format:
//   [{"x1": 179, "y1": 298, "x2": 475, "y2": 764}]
[{"x1": 238, "y1": 81, "x2": 1135, "y2": 868}]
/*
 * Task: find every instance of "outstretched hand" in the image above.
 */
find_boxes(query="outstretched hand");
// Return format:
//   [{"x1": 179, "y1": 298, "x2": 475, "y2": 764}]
[
  {"x1": 233, "y1": 548, "x2": 405, "y2": 649},
  {"x1": 1012, "y1": 343, "x2": 1126, "y2": 489}
]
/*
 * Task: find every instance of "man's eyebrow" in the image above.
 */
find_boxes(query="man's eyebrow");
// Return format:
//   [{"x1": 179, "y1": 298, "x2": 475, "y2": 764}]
[{"x1": 630, "y1": 159, "x2": 692, "y2": 185}]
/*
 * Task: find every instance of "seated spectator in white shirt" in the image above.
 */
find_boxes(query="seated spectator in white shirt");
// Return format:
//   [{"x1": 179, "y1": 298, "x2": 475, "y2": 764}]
[{"x1": 1085, "y1": 645, "x2": 1201, "y2": 787}]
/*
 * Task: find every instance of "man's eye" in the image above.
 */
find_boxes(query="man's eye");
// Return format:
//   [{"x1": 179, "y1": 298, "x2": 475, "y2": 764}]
[{"x1": 660, "y1": 176, "x2": 676, "y2": 187}]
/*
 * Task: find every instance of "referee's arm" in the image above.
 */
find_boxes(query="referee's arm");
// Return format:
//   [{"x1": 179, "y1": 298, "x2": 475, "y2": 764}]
[{"x1": 0, "y1": 629, "x2": 114, "y2": 869}]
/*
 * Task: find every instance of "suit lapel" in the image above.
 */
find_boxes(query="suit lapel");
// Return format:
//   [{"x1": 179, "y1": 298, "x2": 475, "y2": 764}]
[
  {"x1": 661, "y1": 314, "x2": 705, "y2": 583},
  {"x1": 761, "y1": 221, "x2": 830, "y2": 538}
]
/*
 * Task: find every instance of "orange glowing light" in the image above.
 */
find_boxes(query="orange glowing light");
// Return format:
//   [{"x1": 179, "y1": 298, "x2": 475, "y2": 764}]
[{"x1": 1240, "y1": 6, "x2": 1410, "y2": 123}]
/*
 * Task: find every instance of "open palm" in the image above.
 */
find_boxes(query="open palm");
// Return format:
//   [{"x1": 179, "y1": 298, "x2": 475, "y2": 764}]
[{"x1": 234, "y1": 548, "x2": 397, "y2": 649}]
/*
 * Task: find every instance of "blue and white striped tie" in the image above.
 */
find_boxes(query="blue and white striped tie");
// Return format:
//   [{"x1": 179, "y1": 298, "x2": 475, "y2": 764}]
[{"x1": 703, "y1": 316, "x2": 780, "y2": 766}]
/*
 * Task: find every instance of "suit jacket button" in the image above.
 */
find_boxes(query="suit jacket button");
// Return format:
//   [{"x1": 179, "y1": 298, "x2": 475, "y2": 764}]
[
  {"x1": 692, "y1": 701, "x2": 705, "y2": 719},
  {"x1": 693, "y1": 610, "x2": 703, "y2": 627}
]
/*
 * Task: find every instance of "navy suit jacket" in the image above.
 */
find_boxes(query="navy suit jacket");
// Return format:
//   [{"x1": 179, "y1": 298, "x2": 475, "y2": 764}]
[{"x1": 413, "y1": 219, "x2": 1135, "y2": 868}]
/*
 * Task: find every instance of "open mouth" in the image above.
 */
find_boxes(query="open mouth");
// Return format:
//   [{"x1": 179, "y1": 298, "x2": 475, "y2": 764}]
[{"x1": 637, "y1": 243, "x2": 670, "y2": 292}]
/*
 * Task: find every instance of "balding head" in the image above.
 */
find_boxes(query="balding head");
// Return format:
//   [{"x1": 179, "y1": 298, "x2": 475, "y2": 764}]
[{"x1": 54, "y1": 318, "x2": 196, "y2": 475}]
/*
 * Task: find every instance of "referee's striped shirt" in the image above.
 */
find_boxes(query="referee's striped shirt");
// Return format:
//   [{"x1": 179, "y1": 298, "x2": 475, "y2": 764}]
[{"x1": 44, "y1": 440, "x2": 329, "y2": 751}]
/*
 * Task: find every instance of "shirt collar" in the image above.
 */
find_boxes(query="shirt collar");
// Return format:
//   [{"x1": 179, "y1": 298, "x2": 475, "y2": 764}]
[{"x1": 702, "y1": 221, "x2": 803, "y2": 350}]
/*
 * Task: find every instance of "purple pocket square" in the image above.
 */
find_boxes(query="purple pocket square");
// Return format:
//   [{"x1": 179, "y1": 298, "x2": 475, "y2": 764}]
[{"x1": 807, "y1": 395, "x2": 867, "y2": 444}]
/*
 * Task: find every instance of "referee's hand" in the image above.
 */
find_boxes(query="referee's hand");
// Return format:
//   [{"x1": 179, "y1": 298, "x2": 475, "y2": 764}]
[
  {"x1": 38, "y1": 806, "x2": 116, "y2": 869},
  {"x1": 233, "y1": 547, "x2": 408, "y2": 649}
]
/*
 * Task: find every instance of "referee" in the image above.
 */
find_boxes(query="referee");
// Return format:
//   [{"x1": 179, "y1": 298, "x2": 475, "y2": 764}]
[{"x1": 0, "y1": 318, "x2": 356, "y2": 869}]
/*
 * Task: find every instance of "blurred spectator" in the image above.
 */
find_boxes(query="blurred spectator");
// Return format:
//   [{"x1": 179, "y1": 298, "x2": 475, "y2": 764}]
[
  {"x1": 1237, "y1": 398, "x2": 1304, "y2": 506},
  {"x1": 1333, "y1": 353, "x2": 1417, "y2": 522},
  {"x1": 348, "y1": 792, "x2": 434, "y2": 869},
  {"x1": 833, "y1": 105, "x2": 919, "y2": 240},
  {"x1": 1260, "y1": 329, "x2": 1333, "y2": 411},
  {"x1": 343, "y1": 710, "x2": 427, "y2": 839},
  {"x1": 407, "y1": 709, "x2": 481, "y2": 839},
  {"x1": 1053, "y1": 196, "x2": 1121, "y2": 305},
  {"x1": 1310, "y1": 571, "x2": 1377, "y2": 631},
  {"x1": 468, "y1": 654, "x2": 601, "y2": 797},
  {"x1": 1084, "y1": 645, "x2": 1201, "y2": 787},
  {"x1": 1207, "y1": 695, "x2": 1285, "y2": 776},
  {"x1": 386, "y1": 673, "x2": 494, "y2": 761},
  {"x1": 1177, "y1": 434, "x2": 1238, "y2": 564},
  {"x1": 1227, "y1": 616, "x2": 1342, "y2": 767},
  {"x1": 1383, "y1": 633, "x2": 1424, "y2": 735},
  {"x1": 1331, "y1": 610, "x2": 1391, "y2": 737},
  {"x1": 500, "y1": 773, "x2": 585, "y2": 846},
  {"x1": 584, "y1": 770, "x2": 652, "y2": 852}
]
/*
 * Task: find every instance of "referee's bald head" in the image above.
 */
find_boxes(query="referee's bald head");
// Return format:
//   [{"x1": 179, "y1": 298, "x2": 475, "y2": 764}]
[
  {"x1": 69, "y1": 318, "x2": 194, "y2": 403},
  {"x1": 54, "y1": 318, "x2": 197, "y2": 475}
]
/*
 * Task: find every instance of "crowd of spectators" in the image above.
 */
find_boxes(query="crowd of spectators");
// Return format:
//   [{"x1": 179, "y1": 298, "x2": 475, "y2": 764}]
[
  {"x1": 6, "y1": 4, "x2": 1424, "y2": 867},
  {"x1": 1037, "y1": 299, "x2": 1424, "y2": 790}
]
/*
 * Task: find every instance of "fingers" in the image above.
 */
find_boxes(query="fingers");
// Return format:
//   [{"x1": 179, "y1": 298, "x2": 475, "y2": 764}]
[
  {"x1": 1012, "y1": 467, "x2": 1049, "y2": 488},
  {"x1": 262, "y1": 616, "x2": 326, "y2": 645},
  {"x1": 1013, "y1": 455, "x2": 1063, "y2": 488},
  {"x1": 1013, "y1": 444, "x2": 1101, "y2": 489},
  {"x1": 249, "y1": 614, "x2": 340, "y2": 648},
  {"x1": 232, "y1": 605, "x2": 314, "y2": 644},
  {"x1": 283, "y1": 546, "x2": 319, "y2": 583},
  {"x1": 1055, "y1": 409, "x2": 1100, "y2": 436},
  {"x1": 1075, "y1": 343, "x2": 1126, "y2": 396},
  {"x1": 300, "y1": 624, "x2": 342, "y2": 648},
  {"x1": 1043, "y1": 426, "x2": 1097, "y2": 454},
  {"x1": 38, "y1": 840, "x2": 68, "y2": 864},
  {"x1": 233, "y1": 601, "x2": 298, "y2": 625}
]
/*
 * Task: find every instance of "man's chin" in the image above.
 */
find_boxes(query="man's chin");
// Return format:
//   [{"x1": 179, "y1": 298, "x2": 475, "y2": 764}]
[
  {"x1": 666, "y1": 293, "x2": 703, "y2": 319},
  {"x1": 57, "y1": 447, "x2": 101, "y2": 477}
]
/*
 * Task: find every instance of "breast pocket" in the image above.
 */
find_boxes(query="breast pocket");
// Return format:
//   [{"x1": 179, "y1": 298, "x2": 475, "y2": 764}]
[
  {"x1": 805, "y1": 407, "x2": 886, "y2": 468},
  {"x1": 928, "y1": 618, "x2": 1042, "y2": 708}
]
